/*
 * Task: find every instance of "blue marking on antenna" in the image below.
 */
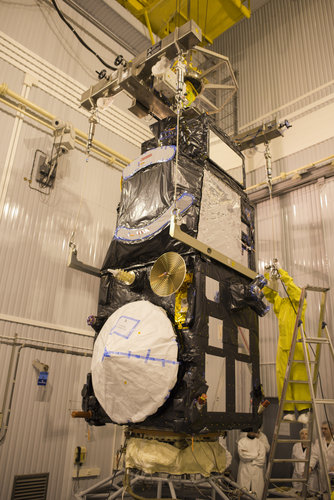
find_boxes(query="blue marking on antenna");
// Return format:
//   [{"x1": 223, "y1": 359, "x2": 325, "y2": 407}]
[{"x1": 102, "y1": 349, "x2": 179, "y2": 367}]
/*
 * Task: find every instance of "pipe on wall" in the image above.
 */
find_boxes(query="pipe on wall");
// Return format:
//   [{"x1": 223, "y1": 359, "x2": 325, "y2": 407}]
[
  {"x1": 246, "y1": 154, "x2": 334, "y2": 203},
  {"x1": 0, "y1": 314, "x2": 94, "y2": 338},
  {"x1": 0, "y1": 336, "x2": 92, "y2": 444},
  {"x1": 0, "y1": 78, "x2": 32, "y2": 225},
  {"x1": 0, "y1": 83, "x2": 131, "y2": 169},
  {"x1": 0, "y1": 30, "x2": 151, "y2": 147}
]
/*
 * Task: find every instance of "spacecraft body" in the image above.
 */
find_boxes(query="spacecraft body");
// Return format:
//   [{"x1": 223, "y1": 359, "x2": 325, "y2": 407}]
[{"x1": 82, "y1": 112, "x2": 265, "y2": 435}]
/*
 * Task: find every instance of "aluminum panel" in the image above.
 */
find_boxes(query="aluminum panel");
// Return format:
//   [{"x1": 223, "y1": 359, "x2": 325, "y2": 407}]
[{"x1": 198, "y1": 168, "x2": 242, "y2": 264}]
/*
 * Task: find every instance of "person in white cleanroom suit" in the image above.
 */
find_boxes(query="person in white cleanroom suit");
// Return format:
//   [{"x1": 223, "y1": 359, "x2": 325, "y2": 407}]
[
  {"x1": 258, "y1": 430, "x2": 270, "y2": 455},
  {"x1": 310, "y1": 421, "x2": 334, "y2": 493},
  {"x1": 237, "y1": 430, "x2": 267, "y2": 498},
  {"x1": 219, "y1": 432, "x2": 232, "y2": 470},
  {"x1": 292, "y1": 427, "x2": 318, "y2": 492},
  {"x1": 239, "y1": 429, "x2": 270, "y2": 455}
]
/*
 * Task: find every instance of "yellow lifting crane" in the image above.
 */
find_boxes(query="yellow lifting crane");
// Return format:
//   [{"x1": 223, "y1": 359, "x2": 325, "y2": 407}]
[{"x1": 115, "y1": 0, "x2": 251, "y2": 45}]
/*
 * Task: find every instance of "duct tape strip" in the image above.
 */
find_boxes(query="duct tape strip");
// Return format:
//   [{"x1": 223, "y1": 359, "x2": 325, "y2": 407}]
[{"x1": 102, "y1": 347, "x2": 180, "y2": 366}]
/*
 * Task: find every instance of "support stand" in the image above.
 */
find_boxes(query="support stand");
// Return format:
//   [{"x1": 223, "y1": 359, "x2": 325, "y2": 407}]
[{"x1": 75, "y1": 469, "x2": 257, "y2": 500}]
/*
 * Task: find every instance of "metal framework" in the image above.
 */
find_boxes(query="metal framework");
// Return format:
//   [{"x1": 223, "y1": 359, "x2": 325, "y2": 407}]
[
  {"x1": 169, "y1": 215, "x2": 257, "y2": 280},
  {"x1": 75, "y1": 469, "x2": 257, "y2": 500}
]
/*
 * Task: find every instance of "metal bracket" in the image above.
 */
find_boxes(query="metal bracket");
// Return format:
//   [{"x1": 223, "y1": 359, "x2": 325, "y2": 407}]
[
  {"x1": 169, "y1": 215, "x2": 257, "y2": 280},
  {"x1": 32, "y1": 359, "x2": 49, "y2": 372},
  {"x1": 67, "y1": 247, "x2": 101, "y2": 278}
]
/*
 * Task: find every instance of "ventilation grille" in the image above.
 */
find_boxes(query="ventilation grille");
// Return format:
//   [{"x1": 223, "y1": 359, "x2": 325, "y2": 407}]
[{"x1": 11, "y1": 473, "x2": 49, "y2": 500}]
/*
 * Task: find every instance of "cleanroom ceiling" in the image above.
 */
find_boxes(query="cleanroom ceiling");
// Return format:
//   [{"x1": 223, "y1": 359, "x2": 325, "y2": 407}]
[{"x1": 63, "y1": 0, "x2": 272, "y2": 56}]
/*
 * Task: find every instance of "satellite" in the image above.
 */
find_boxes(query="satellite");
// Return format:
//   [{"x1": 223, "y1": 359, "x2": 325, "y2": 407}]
[{"x1": 76, "y1": 20, "x2": 268, "y2": 481}]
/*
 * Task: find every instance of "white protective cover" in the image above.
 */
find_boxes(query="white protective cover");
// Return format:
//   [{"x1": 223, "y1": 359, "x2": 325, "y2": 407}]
[{"x1": 91, "y1": 300, "x2": 179, "y2": 424}]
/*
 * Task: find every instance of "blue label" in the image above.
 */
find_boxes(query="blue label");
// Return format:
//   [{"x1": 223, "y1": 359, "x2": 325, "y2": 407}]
[
  {"x1": 109, "y1": 315, "x2": 140, "y2": 339},
  {"x1": 38, "y1": 371, "x2": 48, "y2": 386}
]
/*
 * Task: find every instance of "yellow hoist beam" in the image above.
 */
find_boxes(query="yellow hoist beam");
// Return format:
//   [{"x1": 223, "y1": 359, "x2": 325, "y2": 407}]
[{"x1": 116, "y1": 0, "x2": 251, "y2": 45}]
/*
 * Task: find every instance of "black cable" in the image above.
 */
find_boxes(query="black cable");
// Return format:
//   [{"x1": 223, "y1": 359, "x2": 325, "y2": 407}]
[
  {"x1": 191, "y1": 481, "x2": 212, "y2": 499},
  {"x1": 236, "y1": 126, "x2": 263, "y2": 146},
  {"x1": 42, "y1": 128, "x2": 66, "y2": 188},
  {"x1": 106, "y1": 469, "x2": 122, "y2": 499},
  {"x1": 28, "y1": 184, "x2": 51, "y2": 195},
  {"x1": 216, "y1": 475, "x2": 253, "y2": 499},
  {"x1": 28, "y1": 149, "x2": 45, "y2": 182},
  {"x1": 280, "y1": 279, "x2": 298, "y2": 315},
  {"x1": 51, "y1": 0, "x2": 117, "y2": 71}
]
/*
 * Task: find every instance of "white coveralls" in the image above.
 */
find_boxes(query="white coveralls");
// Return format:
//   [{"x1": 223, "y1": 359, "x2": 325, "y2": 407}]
[
  {"x1": 239, "y1": 431, "x2": 270, "y2": 454},
  {"x1": 263, "y1": 269, "x2": 311, "y2": 412},
  {"x1": 310, "y1": 437, "x2": 334, "y2": 491},
  {"x1": 258, "y1": 431, "x2": 270, "y2": 454},
  {"x1": 237, "y1": 436, "x2": 266, "y2": 499},
  {"x1": 292, "y1": 442, "x2": 318, "y2": 491},
  {"x1": 218, "y1": 436, "x2": 232, "y2": 469}
]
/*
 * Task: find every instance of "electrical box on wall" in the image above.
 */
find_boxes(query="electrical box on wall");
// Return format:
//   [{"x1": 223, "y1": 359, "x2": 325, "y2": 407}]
[
  {"x1": 32, "y1": 360, "x2": 49, "y2": 386},
  {"x1": 74, "y1": 446, "x2": 87, "y2": 466},
  {"x1": 37, "y1": 372, "x2": 48, "y2": 386},
  {"x1": 35, "y1": 156, "x2": 57, "y2": 189}
]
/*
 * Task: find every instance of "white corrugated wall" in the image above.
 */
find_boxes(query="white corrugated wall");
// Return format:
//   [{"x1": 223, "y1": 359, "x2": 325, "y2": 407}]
[
  {"x1": 1, "y1": 0, "x2": 334, "y2": 496},
  {"x1": 256, "y1": 181, "x2": 334, "y2": 424},
  {"x1": 0, "y1": 1, "x2": 148, "y2": 498},
  {"x1": 213, "y1": 0, "x2": 334, "y2": 131},
  {"x1": 212, "y1": 0, "x2": 334, "y2": 418}
]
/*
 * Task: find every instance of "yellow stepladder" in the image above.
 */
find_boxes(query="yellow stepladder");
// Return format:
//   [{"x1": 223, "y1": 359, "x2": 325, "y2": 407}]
[{"x1": 262, "y1": 285, "x2": 334, "y2": 500}]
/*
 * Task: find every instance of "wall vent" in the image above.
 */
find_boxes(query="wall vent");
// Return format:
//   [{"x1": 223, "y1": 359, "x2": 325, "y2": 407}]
[{"x1": 11, "y1": 473, "x2": 49, "y2": 500}]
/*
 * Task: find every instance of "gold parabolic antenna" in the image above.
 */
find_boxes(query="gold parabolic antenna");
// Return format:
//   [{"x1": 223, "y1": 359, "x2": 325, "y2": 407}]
[{"x1": 150, "y1": 252, "x2": 186, "y2": 297}]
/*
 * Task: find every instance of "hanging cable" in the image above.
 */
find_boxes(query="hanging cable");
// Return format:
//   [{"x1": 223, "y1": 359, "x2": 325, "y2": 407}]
[
  {"x1": 69, "y1": 109, "x2": 96, "y2": 253},
  {"x1": 173, "y1": 107, "x2": 181, "y2": 211},
  {"x1": 69, "y1": 165, "x2": 87, "y2": 256},
  {"x1": 173, "y1": 53, "x2": 186, "y2": 218},
  {"x1": 264, "y1": 142, "x2": 272, "y2": 195},
  {"x1": 86, "y1": 107, "x2": 98, "y2": 159},
  {"x1": 51, "y1": 0, "x2": 117, "y2": 71},
  {"x1": 264, "y1": 141, "x2": 278, "y2": 260}
]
